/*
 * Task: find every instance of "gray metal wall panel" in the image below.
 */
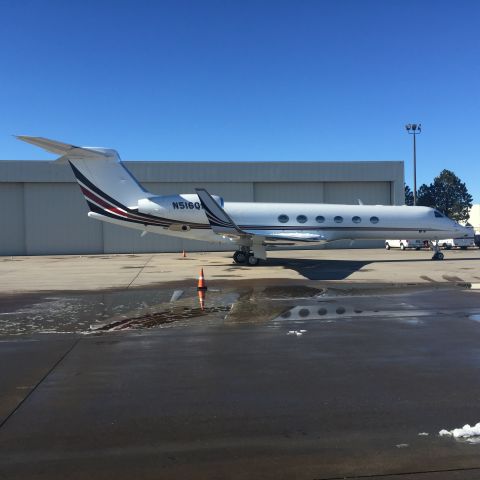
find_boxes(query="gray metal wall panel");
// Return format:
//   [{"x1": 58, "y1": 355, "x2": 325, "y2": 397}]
[
  {"x1": 0, "y1": 184, "x2": 25, "y2": 255},
  {"x1": 24, "y1": 183, "x2": 103, "y2": 255},
  {"x1": 0, "y1": 160, "x2": 405, "y2": 184},
  {"x1": 324, "y1": 182, "x2": 391, "y2": 205},
  {"x1": 254, "y1": 182, "x2": 324, "y2": 203},
  {"x1": 143, "y1": 182, "x2": 254, "y2": 201},
  {"x1": 0, "y1": 160, "x2": 404, "y2": 255}
]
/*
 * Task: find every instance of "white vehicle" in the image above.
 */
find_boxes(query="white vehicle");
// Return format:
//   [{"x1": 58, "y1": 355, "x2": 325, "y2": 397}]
[
  {"x1": 440, "y1": 226, "x2": 476, "y2": 249},
  {"x1": 17, "y1": 136, "x2": 472, "y2": 263},
  {"x1": 385, "y1": 239, "x2": 425, "y2": 250},
  {"x1": 439, "y1": 238, "x2": 475, "y2": 250}
]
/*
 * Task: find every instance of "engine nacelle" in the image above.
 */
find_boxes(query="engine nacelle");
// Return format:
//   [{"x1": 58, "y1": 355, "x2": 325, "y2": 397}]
[{"x1": 137, "y1": 193, "x2": 224, "y2": 223}]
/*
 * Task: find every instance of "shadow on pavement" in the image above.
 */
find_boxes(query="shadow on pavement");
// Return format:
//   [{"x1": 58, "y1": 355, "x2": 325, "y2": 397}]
[
  {"x1": 266, "y1": 257, "x2": 370, "y2": 280},
  {"x1": 265, "y1": 255, "x2": 480, "y2": 281}
]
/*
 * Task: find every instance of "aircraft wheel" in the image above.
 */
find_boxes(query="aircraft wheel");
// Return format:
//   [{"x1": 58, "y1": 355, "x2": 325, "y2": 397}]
[
  {"x1": 247, "y1": 255, "x2": 260, "y2": 266},
  {"x1": 233, "y1": 251, "x2": 248, "y2": 264},
  {"x1": 431, "y1": 252, "x2": 444, "y2": 261},
  {"x1": 385, "y1": 243, "x2": 390, "y2": 250},
  {"x1": 400, "y1": 243, "x2": 405, "y2": 250}
]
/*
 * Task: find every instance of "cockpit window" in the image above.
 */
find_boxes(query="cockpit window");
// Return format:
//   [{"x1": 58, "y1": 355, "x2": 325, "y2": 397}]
[{"x1": 434, "y1": 210, "x2": 444, "y2": 218}]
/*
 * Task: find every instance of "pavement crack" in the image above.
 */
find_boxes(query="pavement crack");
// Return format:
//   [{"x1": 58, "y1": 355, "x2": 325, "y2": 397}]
[
  {"x1": 0, "y1": 338, "x2": 80, "y2": 432},
  {"x1": 126, "y1": 255, "x2": 154, "y2": 289},
  {"x1": 316, "y1": 465, "x2": 480, "y2": 479}
]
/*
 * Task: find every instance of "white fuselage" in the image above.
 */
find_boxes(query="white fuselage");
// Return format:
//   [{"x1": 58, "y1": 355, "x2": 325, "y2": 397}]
[
  {"x1": 91, "y1": 196, "x2": 469, "y2": 246},
  {"x1": 16, "y1": 136, "x2": 469, "y2": 259}
]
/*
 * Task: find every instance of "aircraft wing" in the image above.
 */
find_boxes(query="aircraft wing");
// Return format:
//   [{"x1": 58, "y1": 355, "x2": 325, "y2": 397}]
[
  {"x1": 195, "y1": 188, "x2": 248, "y2": 237},
  {"x1": 243, "y1": 230, "x2": 327, "y2": 243}
]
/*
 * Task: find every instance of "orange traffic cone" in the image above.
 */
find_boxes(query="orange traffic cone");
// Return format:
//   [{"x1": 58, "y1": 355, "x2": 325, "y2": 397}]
[
  {"x1": 197, "y1": 268, "x2": 207, "y2": 291},
  {"x1": 198, "y1": 289, "x2": 206, "y2": 310}
]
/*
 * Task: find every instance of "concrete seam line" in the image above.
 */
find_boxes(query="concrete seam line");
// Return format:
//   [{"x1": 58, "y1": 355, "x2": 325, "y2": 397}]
[
  {"x1": 126, "y1": 255, "x2": 154, "y2": 289},
  {"x1": 316, "y1": 465, "x2": 480, "y2": 479},
  {"x1": 0, "y1": 338, "x2": 81, "y2": 431}
]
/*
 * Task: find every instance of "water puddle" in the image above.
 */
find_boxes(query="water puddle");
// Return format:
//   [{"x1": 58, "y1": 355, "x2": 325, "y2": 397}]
[
  {"x1": 0, "y1": 288, "x2": 237, "y2": 335},
  {"x1": 0, "y1": 283, "x2": 476, "y2": 336}
]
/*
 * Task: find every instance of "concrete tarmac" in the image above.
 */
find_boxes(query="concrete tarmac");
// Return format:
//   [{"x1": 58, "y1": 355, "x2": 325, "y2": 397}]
[
  {"x1": 1, "y1": 249, "x2": 480, "y2": 479},
  {"x1": 0, "y1": 247, "x2": 479, "y2": 293}
]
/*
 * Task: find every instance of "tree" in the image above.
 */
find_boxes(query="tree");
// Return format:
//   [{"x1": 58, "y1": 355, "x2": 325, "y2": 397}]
[
  {"x1": 404, "y1": 184, "x2": 414, "y2": 206},
  {"x1": 417, "y1": 169, "x2": 473, "y2": 222}
]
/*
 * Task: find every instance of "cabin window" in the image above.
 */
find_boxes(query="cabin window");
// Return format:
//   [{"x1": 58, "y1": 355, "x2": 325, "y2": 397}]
[
  {"x1": 316, "y1": 215, "x2": 325, "y2": 223},
  {"x1": 299, "y1": 308, "x2": 310, "y2": 317},
  {"x1": 278, "y1": 214, "x2": 289, "y2": 223},
  {"x1": 334, "y1": 216, "x2": 343, "y2": 223},
  {"x1": 370, "y1": 216, "x2": 379, "y2": 224},
  {"x1": 318, "y1": 308, "x2": 327, "y2": 315},
  {"x1": 352, "y1": 216, "x2": 361, "y2": 223},
  {"x1": 434, "y1": 210, "x2": 444, "y2": 218},
  {"x1": 297, "y1": 215, "x2": 307, "y2": 223}
]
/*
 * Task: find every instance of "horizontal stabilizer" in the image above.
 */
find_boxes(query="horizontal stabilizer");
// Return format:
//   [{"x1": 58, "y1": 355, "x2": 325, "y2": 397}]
[
  {"x1": 15, "y1": 136, "x2": 79, "y2": 155},
  {"x1": 16, "y1": 136, "x2": 117, "y2": 162}
]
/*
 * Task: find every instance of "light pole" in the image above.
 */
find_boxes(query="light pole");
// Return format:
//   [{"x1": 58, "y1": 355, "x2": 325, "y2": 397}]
[{"x1": 405, "y1": 123, "x2": 421, "y2": 205}]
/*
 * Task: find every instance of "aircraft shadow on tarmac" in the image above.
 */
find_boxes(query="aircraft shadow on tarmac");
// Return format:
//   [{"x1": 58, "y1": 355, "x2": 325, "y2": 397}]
[
  {"x1": 263, "y1": 255, "x2": 480, "y2": 281},
  {"x1": 263, "y1": 257, "x2": 369, "y2": 280}
]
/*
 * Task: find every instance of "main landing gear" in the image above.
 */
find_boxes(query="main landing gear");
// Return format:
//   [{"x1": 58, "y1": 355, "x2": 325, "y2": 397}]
[
  {"x1": 233, "y1": 248, "x2": 261, "y2": 266},
  {"x1": 430, "y1": 240, "x2": 444, "y2": 261}
]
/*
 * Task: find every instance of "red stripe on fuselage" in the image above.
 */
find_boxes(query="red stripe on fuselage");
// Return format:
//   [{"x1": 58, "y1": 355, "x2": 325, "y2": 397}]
[{"x1": 80, "y1": 185, "x2": 172, "y2": 227}]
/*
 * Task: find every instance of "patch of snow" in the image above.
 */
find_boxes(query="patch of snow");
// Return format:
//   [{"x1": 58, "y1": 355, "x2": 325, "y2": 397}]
[
  {"x1": 287, "y1": 330, "x2": 306, "y2": 336},
  {"x1": 439, "y1": 422, "x2": 480, "y2": 439}
]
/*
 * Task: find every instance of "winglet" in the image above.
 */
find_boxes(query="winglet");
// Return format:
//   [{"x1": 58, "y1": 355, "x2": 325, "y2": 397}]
[{"x1": 195, "y1": 188, "x2": 244, "y2": 235}]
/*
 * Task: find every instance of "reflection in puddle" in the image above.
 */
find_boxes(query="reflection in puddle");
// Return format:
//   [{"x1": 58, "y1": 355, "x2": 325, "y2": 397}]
[
  {"x1": 275, "y1": 304, "x2": 426, "y2": 324},
  {"x1": 1, "y1": 284, "x2": 476, "y2": 336}
]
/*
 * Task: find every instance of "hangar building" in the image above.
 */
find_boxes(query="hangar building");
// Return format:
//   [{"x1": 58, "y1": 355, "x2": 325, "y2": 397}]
[{"x1": 0, "y1": 160, "x2": 404, "y2": 255}]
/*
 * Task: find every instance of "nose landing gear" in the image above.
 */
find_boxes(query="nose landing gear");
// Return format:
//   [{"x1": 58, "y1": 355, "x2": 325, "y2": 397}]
[{"x1": 430, "y1": 240, "x2": 444, "y2": 260}]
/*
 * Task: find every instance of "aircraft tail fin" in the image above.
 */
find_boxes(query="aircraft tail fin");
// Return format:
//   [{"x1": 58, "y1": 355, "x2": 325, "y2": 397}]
[{"x1": 16, "y1": 136, "x2": 148, "y2": 210}]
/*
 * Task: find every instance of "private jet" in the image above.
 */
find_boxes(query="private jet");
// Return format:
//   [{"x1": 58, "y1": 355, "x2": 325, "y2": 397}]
[{"x1": 17, "y1": 136, "x2": 470, "y2": 264}]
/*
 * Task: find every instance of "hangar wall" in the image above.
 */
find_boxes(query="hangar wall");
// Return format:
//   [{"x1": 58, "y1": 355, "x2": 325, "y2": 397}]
[{"x1": 0, "y1": 160, "x2": 404, "y2": 255}]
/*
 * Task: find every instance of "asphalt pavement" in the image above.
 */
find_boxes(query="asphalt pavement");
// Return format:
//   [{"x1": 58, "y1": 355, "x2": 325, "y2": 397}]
[{"x1": 2, "y1": 279, "x2": 480, "y2": 479}]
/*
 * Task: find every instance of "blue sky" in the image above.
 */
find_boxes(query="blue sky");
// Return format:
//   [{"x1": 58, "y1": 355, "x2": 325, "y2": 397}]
[{"x1": 1, "y1": 0, "x2": 479, "y2": 202}]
